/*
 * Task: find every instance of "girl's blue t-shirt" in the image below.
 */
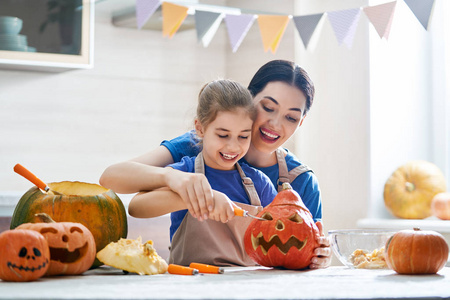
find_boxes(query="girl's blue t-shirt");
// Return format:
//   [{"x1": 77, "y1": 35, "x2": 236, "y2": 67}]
[
  {"x1": 161, "y1": 130, "x2": 323, "y2": 222},
  {"x1": 167, "y1": 156, "x2": 277, "y2": 241}
]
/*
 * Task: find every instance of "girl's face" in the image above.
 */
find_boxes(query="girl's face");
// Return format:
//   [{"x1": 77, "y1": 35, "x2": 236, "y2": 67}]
[
  {"x1": 196, "y1": 108, "x2": 253, "y2": 171},
  {"x1": 251, "y1": 81, "x2": 307, "y2": 153}
]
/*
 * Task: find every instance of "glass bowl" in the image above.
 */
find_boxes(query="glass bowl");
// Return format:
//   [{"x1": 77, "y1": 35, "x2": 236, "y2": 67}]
[{"x1": 328, "y1": 229, "x2": 397, "y2": 269}]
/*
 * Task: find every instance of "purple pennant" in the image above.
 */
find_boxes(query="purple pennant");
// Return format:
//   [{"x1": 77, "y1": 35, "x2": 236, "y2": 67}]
[
  {"x1": 293, "y1": 13, "x2": 324, "y2": 49},
  {"x1": 224, "y1": 14, "x2": 257, "y2": 53},
  {"x1": 404, "y1": 0, "x2": 435, "y2": 30},
  {"x1": 136, "y1": 0, "x2": 161, "y2": 29},
  {"x1": 327, "y1": 8, "x2": 362, "y2": 49}
]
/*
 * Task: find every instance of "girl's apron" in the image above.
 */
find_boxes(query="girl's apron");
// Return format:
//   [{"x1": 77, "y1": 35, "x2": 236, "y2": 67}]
[
  {"x1": 275, "y1": 148, "x2": 312, "y2": 192},
  {"x1": 168, "y1": 152, "x2": 263, "y2": 266}
]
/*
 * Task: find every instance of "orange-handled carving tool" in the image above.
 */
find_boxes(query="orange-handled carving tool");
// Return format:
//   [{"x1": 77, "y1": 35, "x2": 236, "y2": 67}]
[
  {"x1": 234, "y1": 207, "x2": 266, "y2": 221},
  {"x1": 189, "y1": 263, "x2": 224, "y2": 274},
  {"x1": 168, "y1": 264, "x2": 199, "y2": 275},
  {"x1": 13, "y1": 164, "x2": 63, "y2": 195}
]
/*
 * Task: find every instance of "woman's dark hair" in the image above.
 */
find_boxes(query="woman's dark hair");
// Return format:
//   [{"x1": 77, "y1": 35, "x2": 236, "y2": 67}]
[{"x1": 248, "y1": 60, "x2": 315, "y2": 113}]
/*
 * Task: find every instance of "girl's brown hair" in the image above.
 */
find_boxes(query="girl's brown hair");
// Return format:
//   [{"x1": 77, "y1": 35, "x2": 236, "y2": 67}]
[{"x1": 196, "y1": 79, "x2": 256, "y2": 129}]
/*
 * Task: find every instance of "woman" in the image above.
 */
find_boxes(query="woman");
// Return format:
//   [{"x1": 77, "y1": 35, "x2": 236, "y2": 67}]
[{"x1": 100, "y1": 60, "x2": 331, "y2": 268}]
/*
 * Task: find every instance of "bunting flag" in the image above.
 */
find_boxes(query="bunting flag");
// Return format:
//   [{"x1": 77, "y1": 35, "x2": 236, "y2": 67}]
[
  {"x1": 257, "y1": 15, "x2": 290, "y2": 53},
  {"x1": 363, "y1": 1, "x2": 396, "y2": 39},
  {"x1": 293, "y1": 13, "x2": 324, "y2": 49},
  {"x1": 136, "y1": 0, "x2": 161, "y2": 29},
  {"x1": 327, "y1": 8, "x2": 362, "y2": 49},
  {"x1": 195, "y1": 10, "x2": 223, "y2": 47},
  {"x1": 404, "y1": 0, "x2": 435, "y2": 30},
  {"x1": 224, "y1": 14, "x2": 256, "y2": 53},
  {"x1": 162, "y1": 2, "x2": 189, "y2": 38}
]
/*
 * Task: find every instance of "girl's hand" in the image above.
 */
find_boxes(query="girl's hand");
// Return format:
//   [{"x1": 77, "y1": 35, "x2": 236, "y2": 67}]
[
  {"x1": 165, "y1": 168, "x2": 214, "y2": 221},
  {"x1": 310, "y1": 221, "x2": 332, "y2": 269},
  {"x1": 208, "y1": 191, "x2": 236, "y2": 223}
]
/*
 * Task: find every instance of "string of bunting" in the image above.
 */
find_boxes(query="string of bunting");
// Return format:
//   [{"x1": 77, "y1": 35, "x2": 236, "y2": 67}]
[{"x1": 135, "y1": 0, "x2": 436, "y2": 53}]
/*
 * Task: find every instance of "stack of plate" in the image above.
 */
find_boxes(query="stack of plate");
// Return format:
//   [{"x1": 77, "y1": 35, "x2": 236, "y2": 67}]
[{"x1": 0, "y1": 16, "x2": 34, "y2": 52}]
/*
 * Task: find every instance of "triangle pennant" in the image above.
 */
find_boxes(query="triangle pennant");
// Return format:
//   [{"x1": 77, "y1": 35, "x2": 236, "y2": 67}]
[
  {"x1": 224, "y1": 14, "x2": 256, "y2": 53},
  {"x1": 363, "y1": 1, "x2": 397, "y2": 40},
  {"x1": 327, "y1": 8, "x2": 362, "y2": 49},
  {"x1": 195, "y1": 10, "x2": 223, "y2": 47},
  {"x1": 162, "y1": 2, "x2": 189, "y2": 38},
  {"x1": 292, "y1": 13, "x2": 324, "y2": 49},
  {"x1": 257, "y1": 15, "x2": 290, "y2": 54},
  {"x1": 135, "y1": 0, "x2": 161, "y2": 29},
  {"x1": 404, "y1": 0, "x2": 435, "y2": 30}
]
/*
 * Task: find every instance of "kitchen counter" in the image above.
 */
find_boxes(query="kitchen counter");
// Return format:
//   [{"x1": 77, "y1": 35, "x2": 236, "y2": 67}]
[{"x1": 1, "y1": 266, "x2": 449, "y2": 300}]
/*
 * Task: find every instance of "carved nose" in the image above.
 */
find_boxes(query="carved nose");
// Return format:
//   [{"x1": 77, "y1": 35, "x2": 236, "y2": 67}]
[{"x1": 275, "y1": 220, "x2": 285, "y2": 231}]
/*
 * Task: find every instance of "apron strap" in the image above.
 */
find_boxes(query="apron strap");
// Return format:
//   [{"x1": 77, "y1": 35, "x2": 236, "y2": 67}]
[
  {"x1": 276, "y1": 148, "x2": 312, "y2": 192},
  {"x1": 194, "y1": 152, "x2": 261, "y2": 206}
]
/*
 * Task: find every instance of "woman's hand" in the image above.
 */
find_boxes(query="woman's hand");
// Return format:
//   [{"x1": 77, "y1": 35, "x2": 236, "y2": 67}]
[
  {"x1": 165, "y1": 168, "x2": 214, "y2": 221},
  {"x1": 207, "y1": 191, "x2": 236, "y2": 223},
  {"x1": 310, "y1": 221, "x2": 332, "y2": 269}
]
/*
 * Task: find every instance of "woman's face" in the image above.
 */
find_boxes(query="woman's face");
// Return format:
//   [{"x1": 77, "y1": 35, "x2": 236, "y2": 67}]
[{"x1": 251, "y1": 81, "x2": 307, "y2": 153}]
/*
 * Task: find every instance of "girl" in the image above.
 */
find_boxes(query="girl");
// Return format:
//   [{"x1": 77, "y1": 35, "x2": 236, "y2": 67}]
[
  {"x1": 100, "y1": 60, "x2": 331, "y2": 268},
  {"x1": 127, "y1": 79, "x2": 278, "y2": 266}
]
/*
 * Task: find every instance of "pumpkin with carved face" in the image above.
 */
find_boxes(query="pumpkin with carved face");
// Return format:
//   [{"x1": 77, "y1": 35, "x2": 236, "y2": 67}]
[
  {"x1": 16, "y1": 213, "x2": 96, "y2": 276},
  {"x1": 0, "y1": 229, "x2": 50, "y2": 282},
  {"x1": 244, "y1": 183, "x2": 320, "y2": 269}
]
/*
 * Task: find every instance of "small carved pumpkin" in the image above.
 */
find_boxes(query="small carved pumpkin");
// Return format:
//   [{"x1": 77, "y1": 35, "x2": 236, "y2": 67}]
[
  {"x1": 244, "y1": 183, "x2": 320, "y2": 269},
  {"x1": 385, "y1": 228, "x2": 449, "y2": 274},
  {"x1": 0, "y1": 229, "x2": 50, "y2": 282},
  {"x1": 16, "y1": 213, "x2": 96, "y2": 276}
]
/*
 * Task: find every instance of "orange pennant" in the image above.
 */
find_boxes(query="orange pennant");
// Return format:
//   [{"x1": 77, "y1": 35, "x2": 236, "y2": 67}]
[
  {"x1": 162, "y1": 2, "x2": 189, "y2": 38},
  {"x1": 257, "y1": 15, "x2": 290, "y2": 54}
]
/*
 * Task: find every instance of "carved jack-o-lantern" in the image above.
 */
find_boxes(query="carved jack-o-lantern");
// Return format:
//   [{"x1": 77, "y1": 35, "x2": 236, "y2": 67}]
[
  {"x1": 244, "y1": 183, "x2": 320, "y2": 269},
  {"x1": 0, "y1": 229, "x2": 50, "y2": 282},
  {"x1": 16, "y1": 213, "x2": 96, "y2": 276}
]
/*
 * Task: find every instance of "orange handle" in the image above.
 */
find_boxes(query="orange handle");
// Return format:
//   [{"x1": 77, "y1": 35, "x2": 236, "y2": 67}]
[
  {"x1": 189, "y1": 263, "x2": 224, "y2": 274},
  {"x1": 168, "y1": 264, "x2": 199, "y2": 275},
  {"x1": 234, "y1": 207, "x2": 245, "y2": 217},
  {"x1": 13, "y1": 164, "x2": 48, "y2": 191}
]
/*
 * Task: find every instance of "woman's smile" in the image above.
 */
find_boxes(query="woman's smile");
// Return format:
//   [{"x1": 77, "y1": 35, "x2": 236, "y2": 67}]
[{"x1": 259, "y1": 127, "x2": 281, "y2": 143}]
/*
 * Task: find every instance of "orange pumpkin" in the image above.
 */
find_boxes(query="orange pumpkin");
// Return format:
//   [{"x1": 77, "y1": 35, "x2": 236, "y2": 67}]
[
  {"x1": 244, "y1": 183, "x2": 320, "y2": 269},
  {"x1": 10, "y1": 181, "x2": 128, "y2": 268},
  {"x1": 17, "y1": 213, "x2": 96, "y2": 276},
  {"x1": 385, "y1": 228, "x2": 449, "y2": 274},
  {"x1": 384, "y1": 161, "x2": 447, "y2": 219},
  {"x1": 0, "y1": 229, "x2": 50, "y2": 282},
  {"x1": 431, "y1": 192, "x2": 450, "y2": 220}
]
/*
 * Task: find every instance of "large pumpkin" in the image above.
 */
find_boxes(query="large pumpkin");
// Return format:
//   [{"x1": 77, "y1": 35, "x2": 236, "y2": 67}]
[
  {"x1": 384, "y1": 161, "x2": 447, "y2": 219},
  {"x1": 0, "y1": 229, "x2": 50, "y2": 282},
  {"x1": 17, "y1": 214, "x2": 96, "y2": 276},
  {"x1": 385, "y1": 228, "x2": 449, "y2": 274},
  {"x1": 244, "y1": 183, "x2": 320, "y2": 269},
  {"x1": 10, "y1": 181, "x2": 128, "y2": 268}
]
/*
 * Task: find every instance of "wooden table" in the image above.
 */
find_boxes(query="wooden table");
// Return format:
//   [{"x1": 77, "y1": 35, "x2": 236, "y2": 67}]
[{"x1": 1, "y1": 266, "x2": 449, "y2": 299}]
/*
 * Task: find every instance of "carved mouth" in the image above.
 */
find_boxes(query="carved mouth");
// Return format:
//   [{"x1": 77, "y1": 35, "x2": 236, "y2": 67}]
[
  {"x1": 49, "y1": 243, "x2": 88, "y2": 263},
  {"x1": 251, "y1": 233, "x2": 307, "y2": 255},
  {"x1": 7, "y1": 259, "x2": 49, "y2": 273}
]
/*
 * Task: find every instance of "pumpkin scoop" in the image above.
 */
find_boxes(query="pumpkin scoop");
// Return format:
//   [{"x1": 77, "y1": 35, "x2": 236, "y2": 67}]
[{"x1": 14, "y1": 164, "x2": 63, "y2": 195}]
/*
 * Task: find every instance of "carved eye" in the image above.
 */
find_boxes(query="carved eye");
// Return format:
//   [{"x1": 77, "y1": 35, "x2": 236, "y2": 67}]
[
  {"x1": 19, "y1": 247, "x2": 27, "y2": 257},
  {"x1": 288, "y1": 213, "x2": 303, "y2": 223},
  {"x1": 261, "y1": 212, "x2": 273, "y2": 221},
  {"x1": 33, "y1": 248, "x2": 42, "y2": 257},
  {"x1": 40, "y1": 227, "x2": 58, "y2": 234},
  {"x1": 70, "y1": 227, "x2": 83, "y2": 234}
]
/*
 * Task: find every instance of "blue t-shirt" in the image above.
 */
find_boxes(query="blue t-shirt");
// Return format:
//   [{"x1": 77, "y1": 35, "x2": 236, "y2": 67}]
[
  {"x1": 167, "y1": 156, "x2": 277, "y2": 241},
  {"x1": 161, "y1": 130, "x2": 323, "y2": 222}
]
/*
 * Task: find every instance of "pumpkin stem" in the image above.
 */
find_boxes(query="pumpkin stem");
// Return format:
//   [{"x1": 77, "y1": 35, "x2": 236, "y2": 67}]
[
  {"x1": 413, "y1": 227, "x2": 421, "y2": 231},
  {"x1": 35, "y1": 213, "x2": 56, "y2": 223},
  {"x1": 282, "y1": 182, "x2": 293, "y2": 191},
  {"x1": 405, "y1": 182, "x2": 415, "y2": 192}
]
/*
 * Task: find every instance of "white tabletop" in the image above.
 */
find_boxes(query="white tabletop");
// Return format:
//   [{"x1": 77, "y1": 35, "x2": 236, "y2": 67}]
[{"x1": 1, "y1": 266, "x2": 449, "y2": 299}]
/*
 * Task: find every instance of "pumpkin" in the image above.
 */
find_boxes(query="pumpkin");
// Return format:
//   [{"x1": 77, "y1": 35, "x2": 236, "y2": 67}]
[
  {"x1": 10, "y1": 181, "x2": 128, "y2": 268},
  {"x1": 0, "y1": 229, "x2": 50, "y2": 282},
  {"x1": 384, "y1": 160, "x2": 447, "y2": 219},
  {"x1": 431, "y1": 192, "x2": 450, "y2": 220},
  {"x1": 244, "y1": 183, "x2": 320, "y2": 269},
  {"x1": 385, "y1": 228, "x2": 449, "y2": 274},
  {"x1": 17, "y1": 213, "x2": 96, "y2": 276}
]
